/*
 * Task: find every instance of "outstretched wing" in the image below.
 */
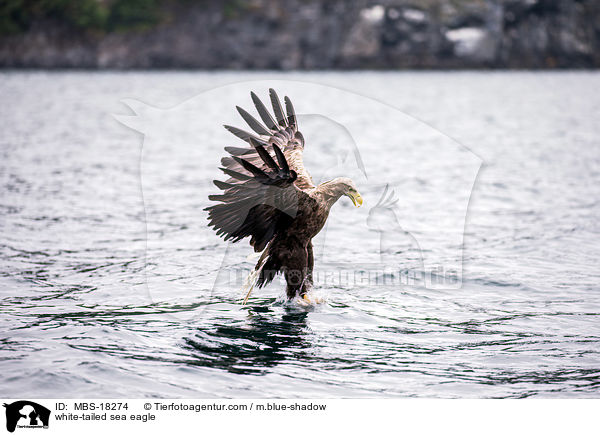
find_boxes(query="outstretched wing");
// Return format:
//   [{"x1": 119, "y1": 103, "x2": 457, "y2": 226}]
[
  {"x1": 223, "y1": 89, "x2": 315, "y2": 190},
  {"x1": 205, "y1": 142, "x2": 306, "y2": 252}
]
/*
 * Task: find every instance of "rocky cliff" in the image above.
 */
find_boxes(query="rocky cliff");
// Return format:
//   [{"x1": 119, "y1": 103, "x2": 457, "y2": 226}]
[{"x1": 1, "y1": 0, "x2": 599, "y2": 69}]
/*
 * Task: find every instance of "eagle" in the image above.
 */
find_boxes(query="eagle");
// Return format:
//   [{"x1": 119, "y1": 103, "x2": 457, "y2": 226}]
[{"x1": 205, "y1": 89, "x2": 363, "y2": 303}]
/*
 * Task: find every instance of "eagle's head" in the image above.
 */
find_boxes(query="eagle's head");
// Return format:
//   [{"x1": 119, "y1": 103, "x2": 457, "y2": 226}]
[{"x1": 328, "y1": 177, "x2": 363, "y2": 207}]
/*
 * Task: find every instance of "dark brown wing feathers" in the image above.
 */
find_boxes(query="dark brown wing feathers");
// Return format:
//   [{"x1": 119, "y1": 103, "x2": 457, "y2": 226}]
[
  {"x1": 284, "y1": 96, "x2": 297, "y2": 129},
  {"x1": 272, "y1": 144, "x2": 289, "y2": 173},
  {"x1": 255, "y1": 144, "x2": 279, "y2": 171},
  {"x1": 251, "y1": 91, "x2": 278, "y2": 130},
  {"x1": 269, "y1": 88, "x2": 288, "y2": 127},
  {"x1": 206, "y1": 90, "x2": 309, "y2": 262},
  {"x1": 236, "y1": 106, "x2": 272, "y2": 136}
]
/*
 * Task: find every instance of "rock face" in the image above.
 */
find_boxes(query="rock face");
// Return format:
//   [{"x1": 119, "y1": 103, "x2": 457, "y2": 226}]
[{"x1": 1, "y1": 0, "x2": 599, "y2": 69}]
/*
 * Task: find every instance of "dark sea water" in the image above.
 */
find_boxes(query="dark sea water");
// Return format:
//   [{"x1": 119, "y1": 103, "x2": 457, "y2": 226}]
[{"x1": 1, "y1": 71, "x2": 599, "y2": 398}]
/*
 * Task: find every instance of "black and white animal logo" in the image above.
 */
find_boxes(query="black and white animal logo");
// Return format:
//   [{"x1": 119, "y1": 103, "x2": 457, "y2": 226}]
[{"x1": 3, "y1": 401, "x2": 50, "y2": 433}]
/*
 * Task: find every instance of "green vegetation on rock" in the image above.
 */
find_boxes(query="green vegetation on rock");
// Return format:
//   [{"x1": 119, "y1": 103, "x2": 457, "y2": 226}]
[{"x1": 0, "y1": 0, "x2": 165, "y2": 35}]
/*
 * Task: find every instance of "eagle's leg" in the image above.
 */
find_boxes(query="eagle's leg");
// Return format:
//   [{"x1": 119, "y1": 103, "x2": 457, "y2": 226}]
[
  {"x1": 301, "y1": 243, "x2": 324, "y2": 304},
  {"x1": 284, "y1": 245, "x2": 309, "y2": 299}
]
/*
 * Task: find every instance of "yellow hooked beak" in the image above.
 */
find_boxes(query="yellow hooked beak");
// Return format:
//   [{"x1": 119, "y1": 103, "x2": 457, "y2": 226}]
[{"x1": 348, "y1": 191, "x2": 363, "y2": 207}]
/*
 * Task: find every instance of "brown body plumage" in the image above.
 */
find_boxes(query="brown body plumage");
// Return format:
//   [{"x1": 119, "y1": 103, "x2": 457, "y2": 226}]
[{"x1": 206, "y1": 89, "x2": 362, "y2": 300}]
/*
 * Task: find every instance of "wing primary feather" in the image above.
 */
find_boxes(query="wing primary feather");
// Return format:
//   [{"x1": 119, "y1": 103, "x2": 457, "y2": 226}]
[
  {"x1": 225, "y1": 146, "x2": 254, "y2": 156},
  {"x1": 251, "y1": 91, "x2": 278, "y2": 130},
  {"x1": 272, "y1": 144, "x2": 289, "y2": 173},
  {"x1": 233, "y1": 156, "x2": 269, "y2": 179},
  {"x1": 219, "y1": 167, "x2": 251, "y2": 181},
  {"x1": 284, "y1": 96, "x2": 297, "y2": 129},
  {"x1": 236, "y1": 106, "x2": 271, "y2": 136},
  {"x1": 269, "y1": 88, "x2": 288, "y2": 127},
  {"x1": 224, "y1": 125, "x2": 268, "y2": 145},
  {"x1": 255, "y1": 145, "x2": 279, "y2": 171},
  {"x1": 213, "y1": 180, "x2": 233, "y2": 190}
]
